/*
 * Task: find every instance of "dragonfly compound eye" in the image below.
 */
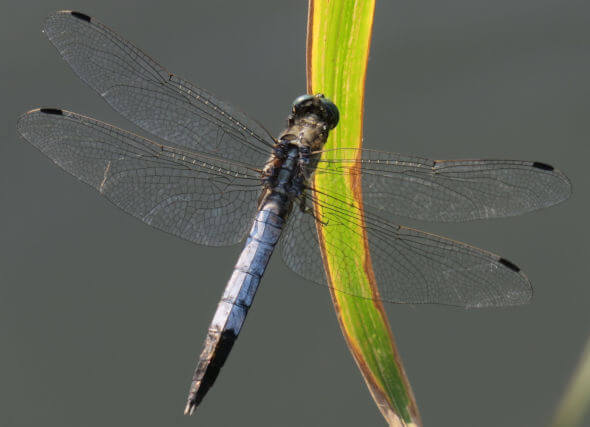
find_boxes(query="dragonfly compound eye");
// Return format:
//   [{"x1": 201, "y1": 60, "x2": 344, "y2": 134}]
[
  {"x1": 320, "y1": 97, "x2": 339, "y2": 130},
  {"x1": 291, "y1": 94, "x2": 339, "y2": 129},
  {"x1": 291, "y1": 94, "x2": 315, "y2": 113}
]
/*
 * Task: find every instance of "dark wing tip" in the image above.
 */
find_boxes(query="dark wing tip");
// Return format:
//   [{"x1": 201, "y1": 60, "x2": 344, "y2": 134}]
[
  {"x1": 39, "y1": 108, "x2": 64, "y2": 115},
  {"x1": 532, "y1": 161, "x2": 555, "y2": 171},
  {"x1": 499, "y1": 257, "x2": 521, "y2": 273},
  {"x1": 70, "y1": 11, "x2": 91, "y2": 22},
  {"x1": 533, "y1": 161, "x2": 572, "y2": 202}
]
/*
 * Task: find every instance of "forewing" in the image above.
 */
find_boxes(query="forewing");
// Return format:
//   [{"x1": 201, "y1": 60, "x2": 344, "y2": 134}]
[
  {"x1": 314, "y1": 148, "x2": 571, "y2": 221},
  {"x1": 280, "y1": 192, "x2": 532, "y2": 308},
  {"x1": 43, "y1": 11, "x2": 274, "y2": 167},
  {"x1": 17, "y1": 108, "x2": 262, "y2": 246}
]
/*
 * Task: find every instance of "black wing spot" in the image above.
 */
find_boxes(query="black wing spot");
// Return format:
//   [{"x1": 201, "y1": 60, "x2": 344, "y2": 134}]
[
  {"x1": 40, "y1": 108, "x2": 63, "y2": 115},
  {"x1": 70, "y1": 11, "x2": 91, "y2": 22},
  {"x1": 499, "y1": 258, "x2": 520, "y2": 272},
  {"x1": 532, "y1": 162, "x2": 554, "y2": 171}
]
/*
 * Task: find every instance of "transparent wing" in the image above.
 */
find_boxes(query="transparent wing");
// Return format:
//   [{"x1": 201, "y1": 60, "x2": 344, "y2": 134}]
[
  {"x1": 280, "y1": 191, "x2": 532, "y2": 308},
  {"x1": 43, "y1": 10, "x2": 275, "y2": 167},
  {"x1": 17, "y1": 108, "x2": 263, "y2": 246},
  {"x1": 313, "y1": 148, "x2": 571, "y2": 221}
]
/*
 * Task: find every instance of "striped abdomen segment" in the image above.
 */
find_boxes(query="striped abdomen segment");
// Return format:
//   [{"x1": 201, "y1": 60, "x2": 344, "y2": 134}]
[{"x1": 184, "y1": 205, "x2": 284, "y2": 414}]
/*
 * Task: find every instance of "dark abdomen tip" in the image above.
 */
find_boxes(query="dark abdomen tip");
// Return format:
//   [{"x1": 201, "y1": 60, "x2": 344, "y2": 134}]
[
  {"x1": 499, "y1": 258, "x2": 520, "y2": 272},
  {"x1": 532, "y1": 161, "x2": 554, "y2": 171},
  {"x1": 70, "y1": 11, "x2": 91, "y2": 22},
  {"x1": 40, "y1": 108, "x2": 63, "y2": 115}
]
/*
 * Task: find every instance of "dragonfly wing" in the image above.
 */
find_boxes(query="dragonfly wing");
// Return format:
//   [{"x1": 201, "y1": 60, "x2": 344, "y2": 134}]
[
  {"x1": 43, "y1": 11, "x2": 274, "y2": 167},
  {"x1": 18, "y1": 108, "x2": 262, "y2": 246},
  {"x1": 280, "y1": 192, "x2": 532, "y2": 308},
  {"x1": 314, "y1": 148, "x2": 571, "y2": 221}
]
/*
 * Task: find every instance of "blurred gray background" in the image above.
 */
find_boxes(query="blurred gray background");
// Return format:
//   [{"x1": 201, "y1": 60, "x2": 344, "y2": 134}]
[{"x1": 1, "y1": 1, "x2": 588, "y2": 426}]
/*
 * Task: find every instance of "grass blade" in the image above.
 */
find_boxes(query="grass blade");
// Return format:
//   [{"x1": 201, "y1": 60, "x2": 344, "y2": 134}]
[
  {"x1": 306, "y1": 1, "x2": 421, "y2": 425},
  {"x1": 552, "y1": 336, "x2": 590, "y2": 427}
]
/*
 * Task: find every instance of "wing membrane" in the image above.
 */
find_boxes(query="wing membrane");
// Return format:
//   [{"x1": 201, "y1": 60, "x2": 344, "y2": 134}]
[
  {"x1": 314, "y1": 148, "x2": 571, "y2": 221},
  {"x1": 280, "y1": 190, "x2": 532, "y2": 308},
  {"x1": 17, "y1": 108, "x2": 262, "y2": 246},
  {"x1": 43, "y1": 11, "x2": 274, "y2": 167}
]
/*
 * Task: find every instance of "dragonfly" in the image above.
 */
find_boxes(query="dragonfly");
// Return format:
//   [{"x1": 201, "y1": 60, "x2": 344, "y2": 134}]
[{"x1": 17, "y1": 11, "x2": 571, "y2": 415}]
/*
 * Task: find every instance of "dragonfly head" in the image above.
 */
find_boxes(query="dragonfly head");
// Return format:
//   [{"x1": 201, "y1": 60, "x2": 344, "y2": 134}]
[{"x1": 291, "y1": 94, "x2": 339, "y2": 130}]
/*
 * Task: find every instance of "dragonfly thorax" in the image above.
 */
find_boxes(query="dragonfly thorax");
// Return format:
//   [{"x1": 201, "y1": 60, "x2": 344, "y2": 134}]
[
  {"x1": 274, "y1": 94, "x2": 338, "y2": 171},
  {"x1": 259, "y1": 96, "x2": 339, "y2": 217}
]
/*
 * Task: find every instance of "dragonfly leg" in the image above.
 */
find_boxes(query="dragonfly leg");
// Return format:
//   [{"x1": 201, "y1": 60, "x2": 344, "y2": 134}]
[{"x1": 297, "y1": 195, "x2": 328, "y2": 226}]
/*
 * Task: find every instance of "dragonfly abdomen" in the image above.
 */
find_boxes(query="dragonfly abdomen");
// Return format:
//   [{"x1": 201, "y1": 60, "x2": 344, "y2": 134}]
[
  {"x1": 185, "y1": 96, "x2": 338, "y2": 413},
  {"x1": 185, "y1": 205, "x2": 285, "y2": 414}
]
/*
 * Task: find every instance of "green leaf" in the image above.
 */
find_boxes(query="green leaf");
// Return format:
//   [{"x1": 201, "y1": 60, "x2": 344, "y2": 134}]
[
  {"x1": 552, "y1": 336, "x2": 590, "y2": 427},
  {"x1": 306, "y1": 1, "x2": 421, "y2": 425}
]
